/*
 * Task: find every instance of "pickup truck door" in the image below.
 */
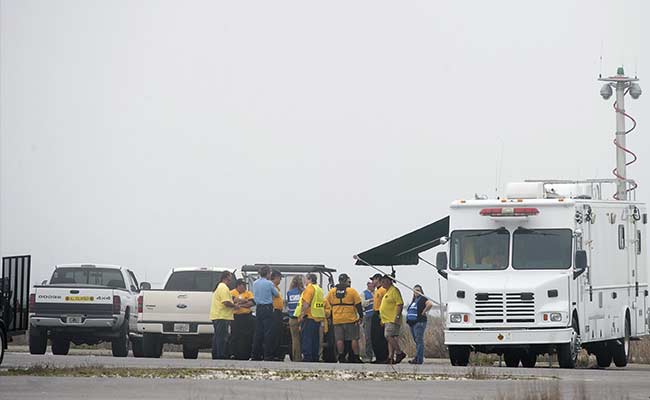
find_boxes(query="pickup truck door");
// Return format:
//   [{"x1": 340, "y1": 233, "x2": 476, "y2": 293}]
[{"x1": 125, "y1": 269, "x2": 140, "y2": 331}]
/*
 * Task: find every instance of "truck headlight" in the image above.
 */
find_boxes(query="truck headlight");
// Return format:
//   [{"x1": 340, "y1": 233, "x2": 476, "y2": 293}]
[
  {"x1": 449, "y1": 313, "x2": 468, "y2": 323},
  {"x1": 543, "y1": 312, "x2": 563, "y2": 322}
]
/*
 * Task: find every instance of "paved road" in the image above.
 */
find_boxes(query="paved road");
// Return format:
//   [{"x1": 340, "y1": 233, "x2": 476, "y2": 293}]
[{"x1": 2, "y1": 351, "x2": 649, "y2": 400}]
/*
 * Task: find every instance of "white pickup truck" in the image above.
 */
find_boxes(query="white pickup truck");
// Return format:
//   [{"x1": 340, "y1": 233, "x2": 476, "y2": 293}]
[
  {"x1": 29, "y1": 264, "x2": 143, "y2": 357},
  {"x1": 137, "y1": 267, "x2": 229, "y2": 359}
]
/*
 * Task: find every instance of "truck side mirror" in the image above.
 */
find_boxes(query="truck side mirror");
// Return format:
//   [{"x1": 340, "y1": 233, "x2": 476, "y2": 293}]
[
  {"x1": 436, "y1": 252, "x2": 448, "y2": 279},
  {"x1": 574, "y1": 250, "x2": 587, "y2": 279},
  {"x1": 140, "y1": 282, "x2": 151, "y2": 290}
]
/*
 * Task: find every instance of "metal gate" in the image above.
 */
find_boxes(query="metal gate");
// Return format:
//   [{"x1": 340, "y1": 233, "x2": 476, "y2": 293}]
[{"x1": 1, "y1": 255, "x2": 31, "y2": 333}]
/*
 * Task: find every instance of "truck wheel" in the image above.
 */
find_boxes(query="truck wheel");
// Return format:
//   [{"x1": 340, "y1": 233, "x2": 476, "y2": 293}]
[
  {"x1": 143, "y1": 333, "x2": 163, "y2": 358},
  {"x1": 448, "y1": 346, "x2": 470, "y2": 366},
  {"x1": 612, "y1": 318, "x2": 630, "y2": 367},
  {"x1": 520, "y1": 351, "x2": 537, "y2": 368},
  {"x1": 111, "y1": 321, "x2": 129, "y2": 357},
  {"x1": 131, "y1": 337, "x2": 145, "y2": 358},
  {"x1": 51, "y1": 337, "x2": 70, "y2": 355},
  {"x1": 29, "y1": 328, "x2": 47, "y2": 355},
  {"x1": 0, "y1": 326, "x2": 5, "y2": 365},
  {"x1": 503, "y1": 350, "x2": 521, "y2": 367},
  {"x1": 557, "y1": 319, "x2": 580, "y2": 369},
  {"x1": 182, "y1": 344, "x2": 199, "y2": 359},
  {"x1": 596, "y1": 346, "x2": 612, "y2": 368}
]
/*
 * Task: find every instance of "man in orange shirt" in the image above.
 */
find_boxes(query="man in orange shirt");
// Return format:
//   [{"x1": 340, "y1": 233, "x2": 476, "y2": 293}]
[
  {"x1": 230, "y1": 279, "x2": 255, "y2": 360},
  {"x1": 369, "y1": 273, "x2": 388, "y2": 363}
]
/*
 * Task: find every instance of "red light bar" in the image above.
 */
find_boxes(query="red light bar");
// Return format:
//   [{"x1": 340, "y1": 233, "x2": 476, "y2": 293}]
[{"x1": 480, "y1": 207, "x2": 540, "y2": 217}]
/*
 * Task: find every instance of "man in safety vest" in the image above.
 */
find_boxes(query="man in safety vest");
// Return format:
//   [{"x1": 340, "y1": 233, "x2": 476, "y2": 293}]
[
  {"x1": 326, "y1": 273, "x2": 364, "y2": 363},
  {"x1": 294, "y1": 273, "x2": 324, "y2": 362}
]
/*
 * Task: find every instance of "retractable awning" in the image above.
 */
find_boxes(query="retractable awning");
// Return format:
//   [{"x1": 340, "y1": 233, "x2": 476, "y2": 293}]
[{"x1": 354, "y1": 216, "x2": 449, "y2": 266}]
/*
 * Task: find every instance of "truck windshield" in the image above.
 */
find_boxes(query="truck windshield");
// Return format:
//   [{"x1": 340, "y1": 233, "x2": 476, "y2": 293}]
[
  {"x1": 450, "y1": 228, "x2": 510, "y2": 270},
  {"x1": 512, "y1": 228, "x2": 572, "y2": 269},
  {"x1": 164, "y1": 271, "x2": 222, "y2": 292},
  {"x1": 50, "y1": 268, "x2": 126, "y2": 288}
]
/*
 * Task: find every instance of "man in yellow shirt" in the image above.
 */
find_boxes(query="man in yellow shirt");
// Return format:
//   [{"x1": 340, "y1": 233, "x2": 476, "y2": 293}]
[
  {"x1": 295, "y1": 273, "x2": 325, "y2": 362},
  {"x1": 326, "y1": 273, "x2": 364, "y2": 363},
  {"x1": 209, "y1": 271, "x2": 238, "y2": 360},
  {"x1": 379, "y1": 274, "x2": 406, "y2": 364},
  {"x1": 369, "y1": 273, "x2": 388, "y2": 363},
  {"x1": 229, "y1": 279, "x2": 255, "y2": 360}
]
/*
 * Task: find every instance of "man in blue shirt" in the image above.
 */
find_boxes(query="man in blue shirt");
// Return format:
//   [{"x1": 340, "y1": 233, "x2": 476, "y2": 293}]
[
  {"x1": 251, "y1": 265, "x2": 279, "y2": 361},
  {"x1": 361, "y1": 280, "x2": 375, "y2": 362}
]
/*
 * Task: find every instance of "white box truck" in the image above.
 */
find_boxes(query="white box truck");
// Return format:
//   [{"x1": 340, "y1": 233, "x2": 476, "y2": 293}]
[{"x1": 438, "y1": 181, "x2": 648, "y2": 368}]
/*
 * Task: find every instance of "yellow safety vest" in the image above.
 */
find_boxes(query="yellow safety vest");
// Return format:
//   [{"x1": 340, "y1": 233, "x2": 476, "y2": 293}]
[{"x1": 293, "y1": 284, "x2": 325, "y2": 319}]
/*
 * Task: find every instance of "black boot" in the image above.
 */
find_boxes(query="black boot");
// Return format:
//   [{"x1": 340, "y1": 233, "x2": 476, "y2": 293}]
[{"x1": 338, "y1": 354, "x2": 347, "y2": 363}]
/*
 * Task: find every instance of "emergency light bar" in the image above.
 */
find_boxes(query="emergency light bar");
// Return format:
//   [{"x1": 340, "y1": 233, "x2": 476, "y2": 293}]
[{"x1": 479, "y1": 207, "x2": 540, "y2": 217}]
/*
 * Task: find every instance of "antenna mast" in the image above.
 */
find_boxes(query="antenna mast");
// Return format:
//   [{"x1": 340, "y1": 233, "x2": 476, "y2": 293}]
[{"x1": 598, "y1": 67, "x2": 642, "y2": 200}]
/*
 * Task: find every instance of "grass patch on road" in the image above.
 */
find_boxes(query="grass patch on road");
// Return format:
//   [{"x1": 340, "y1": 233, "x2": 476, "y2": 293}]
[{"x1": 0, "y1": 365, "x2": 541, "y2": 382}]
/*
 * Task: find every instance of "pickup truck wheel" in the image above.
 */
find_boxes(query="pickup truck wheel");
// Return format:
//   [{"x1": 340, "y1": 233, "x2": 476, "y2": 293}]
[
  {"x1": 29, "y1": 328, "x2": 47, "y2": 355},
  {"x1": 51, "y1": 337, "x2": 70, "y2": 355},
  {"x1": 182, "y1": 344, "x2": 199, "y2": 359},
  {"x1": 612, "y1": 318, "x2": 630, "y2": 367},
  {"x1": 131, "y1": 337, "x2": 145, "y2": 358},
  {"x1": 143, "y1": 333, "x2": 163, "y2": 358},
  {"x1": 503, "y1": 350, "x2": 521, "y2": 367},
  {"x1": 448, "y1": 345, "x2": 470, "y2": 366},
  {"x1": 111, "y1": 320, "x2": 129, "y2": 357}
]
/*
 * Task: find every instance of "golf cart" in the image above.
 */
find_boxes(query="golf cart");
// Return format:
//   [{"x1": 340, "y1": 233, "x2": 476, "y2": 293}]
[
  {"x1": 1, "y1": 255, "x2": 31, "y2": 365},
  {"x1": 241, "y1": 263, "x2": 337, "y2": 362}
]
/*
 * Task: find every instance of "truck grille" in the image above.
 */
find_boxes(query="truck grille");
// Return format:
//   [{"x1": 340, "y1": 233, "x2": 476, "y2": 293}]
[
  {"x1": 505, "y1": 292, "x2": 535, "y2": 323},
  {"x1": 474, "y1": 292, "x2": 535, "y2": 323},
  {"x1": 475, "y1": 293, "x2": 504, "y2": 323}
]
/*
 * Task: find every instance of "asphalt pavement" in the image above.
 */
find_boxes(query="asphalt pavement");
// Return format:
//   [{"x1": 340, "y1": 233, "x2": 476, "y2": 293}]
[{"x1": 1, "y1": 351, "x2": 649, "y2": 400}]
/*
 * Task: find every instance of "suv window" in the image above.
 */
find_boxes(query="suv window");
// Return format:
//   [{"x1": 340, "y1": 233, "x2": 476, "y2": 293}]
[
  {"x1": 50, "y1": 268, "x2": 126, "y2": 288},
  {"x1": 164, "y1": 271, "x2": 222, "y2": 292}
]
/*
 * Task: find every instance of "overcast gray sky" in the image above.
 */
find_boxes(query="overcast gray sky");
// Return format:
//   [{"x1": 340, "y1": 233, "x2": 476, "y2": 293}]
[{"x1": 1, "y1": 1, "x2": 648, "y2": 297}]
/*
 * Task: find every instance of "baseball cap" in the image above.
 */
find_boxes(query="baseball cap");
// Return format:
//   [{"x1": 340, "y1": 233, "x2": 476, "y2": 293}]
[{"x1": 338, "y1": 273, "x2": 351, "y2": 282}]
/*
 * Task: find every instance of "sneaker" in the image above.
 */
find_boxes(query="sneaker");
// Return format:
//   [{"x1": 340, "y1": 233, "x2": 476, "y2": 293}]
[
  {"x1": 395, "y1": 352, "x2": 407, "y2": 364},
  {"x1": 338, "y1": 354, "x2": 347, "y2": 363},
  {"x1": 349, "y1": 355, "x2": 364, "y2": 364}
]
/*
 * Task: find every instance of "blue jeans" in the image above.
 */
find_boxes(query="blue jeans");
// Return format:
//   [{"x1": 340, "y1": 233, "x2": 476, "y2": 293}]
[
  {"x1": 252, "y1": 304, "x2": 274, "y2": 359},
  {"x1": 212, "y1": 319, "x2": 230, "y2": 359},
  {"x1": 409, "y1": 321, "x2": 427, "y2": 364},
  {"x1": 301, "y1": 318, "x2": 321, "y2": 362}
]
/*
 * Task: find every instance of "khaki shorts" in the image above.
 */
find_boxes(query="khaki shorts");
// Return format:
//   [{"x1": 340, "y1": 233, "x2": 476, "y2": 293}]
[
  {"x1": 384, "y1": 322, "x2": 401, "y2": 338},
  {"x1": 333, "y1": 322, "x2": 360, "y2": 341}
]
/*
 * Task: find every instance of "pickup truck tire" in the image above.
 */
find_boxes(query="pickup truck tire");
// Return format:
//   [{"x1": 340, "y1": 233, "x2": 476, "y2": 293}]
[
  {"x1": 131, "y1": 337, "x2": 145, "y2": 358},
  {"x1": 51, "y1": 337, "x2": 70, "y2": 355},
  {"x1": 29, "y1": 328, "x2": 47, "y2": 355},
  {"x1": 143, "y1": 333, "x2": 163, "y2": 358},
  {"x1": 111, "y1": 320, "x2": 129, "y2": 357},
  {"x1": 182, "y1": 344, "x2": 199, "y2": 359}
]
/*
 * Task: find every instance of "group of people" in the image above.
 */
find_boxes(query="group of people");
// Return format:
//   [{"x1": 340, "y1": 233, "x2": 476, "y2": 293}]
[{"x1": 209, "y1": 267, "x2": 433, "y2": 365}]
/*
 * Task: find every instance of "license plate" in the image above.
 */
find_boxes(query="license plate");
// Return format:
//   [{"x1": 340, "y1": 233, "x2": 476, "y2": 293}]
[
  {"x1": 66, "y1": 296, "x2": 93, "y2": 302},
  {"x1": 66, "y1": 316, "x2": 83, "y2": 324},
  {"x1": 173, "y1": 323, "x2": 190, "y2": 333}
]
